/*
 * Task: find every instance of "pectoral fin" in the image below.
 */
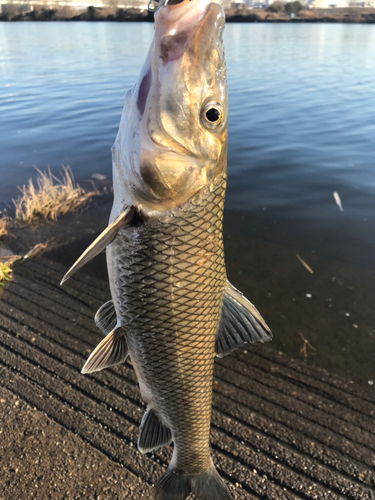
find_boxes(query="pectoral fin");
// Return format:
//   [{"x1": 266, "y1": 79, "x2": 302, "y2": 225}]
[
  {"x1": 138, "y1": 407, "x2": 172, "y2": 454},
  {"x1": 216, "y1": 281, "x2": 272, "y2": 357},
  {"x1": 81, "y1": 326, "x2": 128, "y2": 374},
  {"x1": 60, "y1": 206, "x2": 135, "y2": 285},
  {"x1": 95, "y1": 300, "x2": 117, "y2": 336}
]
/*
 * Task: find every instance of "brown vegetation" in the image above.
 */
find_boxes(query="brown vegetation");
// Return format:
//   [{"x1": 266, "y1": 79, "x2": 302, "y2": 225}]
[
  {"x1": 0, "y1": 243, "x2": 48, "y2": 286},
  {"x1": 0, "y1": 165, "x2": 99, "y2": 286},
  {"x1": 53, "y1": 5, "x2": 78, "y2": 20},
  {"x1": 0, "y1": 217, "x2": 7, "y2": 239},
  {"x1": 0, "y1": 261, "x2": 13, "y2": 286},
  {"x1": 13, "y1": 166, "x2": 98, "y2": 224}
]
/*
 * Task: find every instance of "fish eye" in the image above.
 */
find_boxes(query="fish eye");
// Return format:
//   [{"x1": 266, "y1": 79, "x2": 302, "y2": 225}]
[
  {"x1": 202, "y1": 102, "x2": 223, "y2": 129},
  {"x1": 206, "y1": 108, "x2": 221, "y2": 122}
]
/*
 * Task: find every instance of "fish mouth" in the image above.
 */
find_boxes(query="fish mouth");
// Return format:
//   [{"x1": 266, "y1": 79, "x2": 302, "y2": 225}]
[
  {"x1": 148, "y1": 0, "x2": 198, "y2": 14},
  {"x1": 155, "y1": 0, "x2": 220, "y2": 64},
  {"x1": 155, "y1": 0, "x2": 211, "y2": 26}
]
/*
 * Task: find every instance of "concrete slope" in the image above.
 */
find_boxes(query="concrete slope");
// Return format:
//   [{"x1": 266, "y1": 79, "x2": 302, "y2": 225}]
[{"x1": 0, "y1": 257, "x2": 374, "y2": 500}]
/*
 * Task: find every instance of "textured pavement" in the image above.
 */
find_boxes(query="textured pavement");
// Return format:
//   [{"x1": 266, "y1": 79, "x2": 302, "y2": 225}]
[{"x1": 0, "y1": 257, "x2": 374, "y2": 500}]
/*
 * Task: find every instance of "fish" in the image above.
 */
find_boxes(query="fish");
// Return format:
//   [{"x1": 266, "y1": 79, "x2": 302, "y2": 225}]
[{"x1": 61, "y1": 0, "x2": 272, "y2": 498}]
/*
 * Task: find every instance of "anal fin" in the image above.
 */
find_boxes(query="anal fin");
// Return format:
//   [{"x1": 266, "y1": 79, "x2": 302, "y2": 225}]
[
  {"x1": 216, "y1": 280, "x2": 272, "y2": 357},
  {"x1": 138, "y1": 407, "x2": 172, "y2": 454},
  {"x1": 95, "y1": 300, "x2": 117, "y2": 336},
  {"x1": 81, "y1": 326, "x2": 128, "y2": 374}
]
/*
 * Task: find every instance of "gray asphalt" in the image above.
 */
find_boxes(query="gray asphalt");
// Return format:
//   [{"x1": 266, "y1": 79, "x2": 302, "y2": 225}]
[{"x1": 0, "y1": 257, "x2": 374, "y2": 500}]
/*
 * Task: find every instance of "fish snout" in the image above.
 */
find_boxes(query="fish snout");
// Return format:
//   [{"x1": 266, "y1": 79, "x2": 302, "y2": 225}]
[{"x1": 155, "y1": 0, "x2": 224, "y2": 64}]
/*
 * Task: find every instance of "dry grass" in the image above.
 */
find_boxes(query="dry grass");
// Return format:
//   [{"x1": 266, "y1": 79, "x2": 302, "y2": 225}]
[
  {"x1": 13, "y1": 166, "x2": 98, "y2": 223},
  {"x1": 0, "y1": 261, "x2": 12, "y2": 286},
  {"x1": 0, "y1": 242, "x2": 48, "y2": 287},
  {"x1": 0, "y1": 217, "x2": 7, "y2": 239}
]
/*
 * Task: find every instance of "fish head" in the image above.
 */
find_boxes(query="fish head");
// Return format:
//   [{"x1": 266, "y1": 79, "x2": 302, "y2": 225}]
[{"x1": 113, "y1": 0, "x2": 227, "y2": 212}]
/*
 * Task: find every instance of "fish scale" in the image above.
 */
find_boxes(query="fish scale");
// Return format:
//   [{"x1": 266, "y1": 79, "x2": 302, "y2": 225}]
[{"x1": 111, "y1": 174, "x2": 226, "y2": 474}]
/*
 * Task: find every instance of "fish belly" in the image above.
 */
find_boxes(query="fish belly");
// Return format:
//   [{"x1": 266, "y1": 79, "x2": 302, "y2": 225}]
[{"x1": 109, "y1": 175, "x2": 226, "y2": 474}]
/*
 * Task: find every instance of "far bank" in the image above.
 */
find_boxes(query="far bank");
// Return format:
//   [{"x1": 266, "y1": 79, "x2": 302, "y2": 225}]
[{"x1": 1, "y1": 5, "x2": 375, "y2": 23}]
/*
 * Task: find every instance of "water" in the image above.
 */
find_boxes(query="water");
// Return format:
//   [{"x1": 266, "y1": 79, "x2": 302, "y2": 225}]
[{"x1": 1, "y1": 22, "x2": 375, "y2": 385}]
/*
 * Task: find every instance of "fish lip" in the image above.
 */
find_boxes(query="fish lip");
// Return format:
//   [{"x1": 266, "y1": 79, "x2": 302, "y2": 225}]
[
  {"x1": 171, "y1": 1, "x2": 224, "y2": 26},
  {"x1": 155, "y1": 0, "x2": 213, "y2": 39},
  {"x1": 147, "y1": 0, "x2": 166, "y2": 12},
  {"x1": 148, "y1": 0, "x2": 188, "y2": 13},
  {"x1": 157, "y1": 2, "x2": 225, "y2": 64}
]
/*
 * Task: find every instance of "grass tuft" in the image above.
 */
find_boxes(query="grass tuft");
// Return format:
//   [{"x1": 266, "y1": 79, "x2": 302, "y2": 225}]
[
  {"x1": 13, "y1": 166, "x2": 98, "y2": 223},
  {"x1": 0, "y1": 261, "x2": 12, "y2": 286},
  {"x1": 0, "y1": 243, "x2": 48, "y2": 287},
  {"x1": 0, "y1": 217, "x2": 7, "y2": 239}
]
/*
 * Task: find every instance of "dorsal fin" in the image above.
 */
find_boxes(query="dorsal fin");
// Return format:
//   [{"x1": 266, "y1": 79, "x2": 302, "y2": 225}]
[
  {"x1": 81, "y1": 326, "x2": 128, "y2": 374},
  {"x1": 216, "y1": 281, "x2": 272, "y2": 357},
  {"x1": 60, "y1": 206, "x2": 134, "y2": 285},
  {"x1": 95, "y1": 300, "x2": 117, "y2": 336}
]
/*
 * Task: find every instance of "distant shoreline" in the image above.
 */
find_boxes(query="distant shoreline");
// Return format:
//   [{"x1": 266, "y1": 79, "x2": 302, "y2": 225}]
[
  {"x1": 1, "y1": 7, "x2": 375, "y2": 23},
  {"x1": 225, "y1": 7, "x2": 375, "y2": 23}
]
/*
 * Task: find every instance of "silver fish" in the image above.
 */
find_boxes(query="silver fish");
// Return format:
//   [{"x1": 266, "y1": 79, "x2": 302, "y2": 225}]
[{"x1": 62, "y1": 1, "x2": 272, "y2": 498}]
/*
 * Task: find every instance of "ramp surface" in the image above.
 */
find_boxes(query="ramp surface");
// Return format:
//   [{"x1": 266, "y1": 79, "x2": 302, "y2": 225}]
[{"x1": 0, "y1": 257, "x2": 374, "y2": 500}]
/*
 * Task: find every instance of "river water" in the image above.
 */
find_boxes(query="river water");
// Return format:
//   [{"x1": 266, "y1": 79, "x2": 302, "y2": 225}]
[{"x1": 1, "y1": 22, "x2": 375, "y2": 385}]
